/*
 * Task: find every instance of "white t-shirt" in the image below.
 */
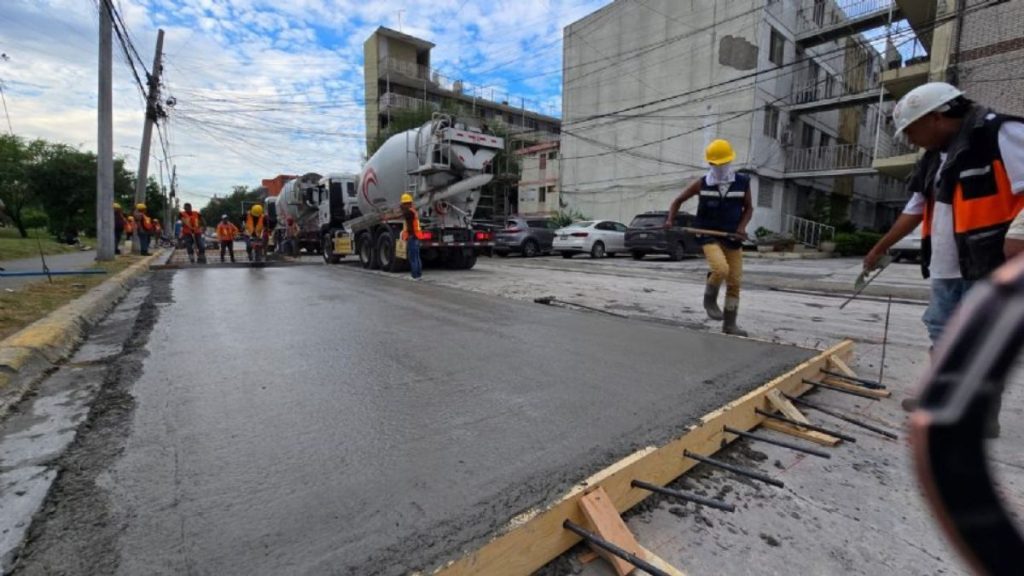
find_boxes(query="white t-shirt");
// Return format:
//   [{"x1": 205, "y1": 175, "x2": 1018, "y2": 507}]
[{"x1": 902, "y1": 121, "x2": 1024, "y2": 279}]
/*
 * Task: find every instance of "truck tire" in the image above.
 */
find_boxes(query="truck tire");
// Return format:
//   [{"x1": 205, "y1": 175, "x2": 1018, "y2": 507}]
[
  {"x1": 449, "y1": 250, "x2": 477, "y2": 270},
  {"x1": 632, "y1": 251, "x2": 645, "y2": 260},
  {"x1": 322, "y1": 234, "x2": 341, "y2": 264},
  {"x1": 357, "y1": 233, "x2": 374, "y2": 269},
  {"x1": 377, "y1": 231, "x2": 397, "y2": 271}
]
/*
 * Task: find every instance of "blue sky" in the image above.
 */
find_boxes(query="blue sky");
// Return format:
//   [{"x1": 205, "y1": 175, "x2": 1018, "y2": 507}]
[{"x1": 1, "y1": 0, "x2": 611, "y2": 207}]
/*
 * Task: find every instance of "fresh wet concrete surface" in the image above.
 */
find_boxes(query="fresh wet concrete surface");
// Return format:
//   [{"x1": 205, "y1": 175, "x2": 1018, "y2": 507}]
[{"x1": 7, "y1": 266, "x2": 814, "y2": 575}]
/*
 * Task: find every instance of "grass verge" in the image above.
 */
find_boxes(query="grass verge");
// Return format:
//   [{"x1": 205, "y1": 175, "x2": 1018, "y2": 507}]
[
  {"x1": 0, "y1": 255, "x2": 139, "y2": 341},
  {"x1": 0, "y1": 228, "x2": 92, "y2": 260}
]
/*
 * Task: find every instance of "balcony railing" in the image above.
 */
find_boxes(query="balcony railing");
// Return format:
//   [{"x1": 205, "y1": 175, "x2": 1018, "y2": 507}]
[
  {"x1": 796, "y1": 0, "x2": 897, "y2": 34},
  {"x1": 791, "y1": 73, "x2": 879, "y2": 105},
  {"x1": 786, "y1": 144, "x2": 874, "y2": 173},
  {"x1": 379, "y1": 92, "x2": 439, "y2": 112}
]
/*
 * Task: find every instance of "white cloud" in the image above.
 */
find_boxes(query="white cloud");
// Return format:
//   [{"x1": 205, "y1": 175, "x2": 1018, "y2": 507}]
[{"x1": 1, "y1": 0, "x2": 610, "y2": 207}]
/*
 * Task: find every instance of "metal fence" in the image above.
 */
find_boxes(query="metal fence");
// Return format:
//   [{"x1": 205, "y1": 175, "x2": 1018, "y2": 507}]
[
  {"x1": 379, "y1": 92, "x2": 439, "y2": 112},
  {"x1": 786, "y1": 215, "x2": 836, "y2": 248},
  {"x1": 796, "y1": 0, "x2": 897, "y2": 33}
]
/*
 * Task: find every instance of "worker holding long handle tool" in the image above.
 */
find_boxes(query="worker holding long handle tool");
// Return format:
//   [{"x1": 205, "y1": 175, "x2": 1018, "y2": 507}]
[
  {"x1": 180, "y1": 202, "x2": 207, "y2": 264},
  {"x1": 862, "y1": 83, "x2": 1024, "y2": 437},
  {"x1": 666, "y1": 139, "x2": 754, "y2": 336}
]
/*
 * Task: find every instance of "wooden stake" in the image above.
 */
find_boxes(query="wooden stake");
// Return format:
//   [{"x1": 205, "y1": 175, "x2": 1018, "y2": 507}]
[
  {"x1": 764, "y1": 390, "x2": 841, "y2": 446},
  {"x1": 579, "y1": 488, "x2": 645, "y2": 576}
]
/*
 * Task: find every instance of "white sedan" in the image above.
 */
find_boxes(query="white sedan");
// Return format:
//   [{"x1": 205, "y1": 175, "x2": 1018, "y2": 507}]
[{"x1": 553, "y1": 220, "x2": 628, "y2": 258}]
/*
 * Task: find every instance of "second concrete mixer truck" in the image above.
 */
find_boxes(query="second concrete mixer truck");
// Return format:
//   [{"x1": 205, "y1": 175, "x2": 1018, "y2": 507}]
[{"x1": 319, "y1": 113, "x2": 501, "y2": 270}]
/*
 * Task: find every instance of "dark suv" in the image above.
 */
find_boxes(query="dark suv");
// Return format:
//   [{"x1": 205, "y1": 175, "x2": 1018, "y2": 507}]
[
  {"x1": 625, "y1": 211, "x2": 701, "y2": 261},
  {"x1": 493, "y1": 217, "x2": 557, "y2": 257}
]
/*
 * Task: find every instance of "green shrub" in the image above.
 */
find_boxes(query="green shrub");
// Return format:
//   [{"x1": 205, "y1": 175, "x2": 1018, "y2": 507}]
[
  {"x1": 550, "y1": 209, "x2": 587, "y2": 228},
  {"x1": 834, "y1": 231, "x2": 883, "y2": 256}
]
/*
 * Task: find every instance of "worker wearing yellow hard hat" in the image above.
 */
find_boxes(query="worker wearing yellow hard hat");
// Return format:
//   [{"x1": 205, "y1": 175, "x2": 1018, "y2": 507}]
[
  {"x1": 113, "y1": 203, "x2": 126, "y2": 254},
  {"x1": 133, "y1": 202, "x2": 154, "y2": 255},
  {"x1": 400, "y1": 193, "x2": 422, "y2": 280},
  {"x1": 245, "y1": 204, "x2": 267, "y2": 262},
  {"x1": 665, "y1": 138, "x2": 753, "y2": 336}
]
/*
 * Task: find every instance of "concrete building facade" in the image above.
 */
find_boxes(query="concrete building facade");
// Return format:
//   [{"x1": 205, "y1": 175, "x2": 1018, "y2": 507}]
[
  {"x1": 515, "y1": 141, "x2": 561, "y2": 216},
  {"x1": 561, "y1": 0, "x2": 910, "y2": 236}
]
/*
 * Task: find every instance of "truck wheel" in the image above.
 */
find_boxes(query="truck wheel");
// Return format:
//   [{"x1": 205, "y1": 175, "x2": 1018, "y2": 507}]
[
  {"x1": 460, "y1": 252, "x2": 478, "y2": 270},
  {"x1": 449, "y1": 250, "x2": 477, "y2": 270},
  {"x1": 590, "y1": 241, "x2": 606, "y2": 259},
  {"x1": 632, "y1": 251, "x2": 645, "y2": 260},
  {"x1": 357, "y1": 234, "x2": 374, "y2": 269},
  {"x1": 377, "y1": 231, "x2": 397, "y2": 272},
  {"x1": 323, "y1": 234, "x2": 341, "y2": 264}
]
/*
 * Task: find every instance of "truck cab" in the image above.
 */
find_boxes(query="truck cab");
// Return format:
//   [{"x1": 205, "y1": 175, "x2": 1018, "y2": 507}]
[{"x1": 317, "y1": 173, "x2": 360, "y2": 232}]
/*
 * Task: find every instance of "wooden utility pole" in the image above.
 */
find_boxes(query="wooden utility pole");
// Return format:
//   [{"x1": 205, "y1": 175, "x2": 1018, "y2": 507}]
[
  {"x1": 132, "y1": 28, "x2": 164, "y2": 254},
  {"x1": 96, "y1": 0, "x2": 115, "y2": 261}
]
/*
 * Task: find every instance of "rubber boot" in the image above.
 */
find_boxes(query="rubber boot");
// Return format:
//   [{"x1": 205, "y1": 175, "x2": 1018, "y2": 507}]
[
  {"x1": 703, "y1": 284, "x2": 724, "y2": 320},
  {"x1": 722, "y1": 298, "x2": 748, "y2": 337}
]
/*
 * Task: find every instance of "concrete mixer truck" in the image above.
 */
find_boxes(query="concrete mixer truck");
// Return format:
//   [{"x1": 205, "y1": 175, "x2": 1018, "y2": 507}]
[
  {"x1": 319, "y1": 113, "x2": 501, "y2": 270},
  {"x1": 270, "y1": 172, "x2": 322, "y2": 255}
]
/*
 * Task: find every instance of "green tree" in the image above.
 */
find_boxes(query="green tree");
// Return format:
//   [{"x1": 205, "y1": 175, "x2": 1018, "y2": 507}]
[
  {"x1": 27, "y1": 143, "x2": 96, "y2": 238},
  {"x1": 0, "y1": 134, "x2": 44, "y2": 237},
  {"x1": 200, "y1": 185, "x2": 263, "y2": 227}
]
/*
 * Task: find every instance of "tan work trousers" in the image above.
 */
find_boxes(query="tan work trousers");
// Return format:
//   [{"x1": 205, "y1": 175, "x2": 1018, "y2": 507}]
[{"x1": 702, "y1": 242, "x2": 743, "y2": 301}]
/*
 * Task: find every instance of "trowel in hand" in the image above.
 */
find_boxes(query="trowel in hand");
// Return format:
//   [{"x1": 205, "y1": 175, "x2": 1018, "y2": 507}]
[{"x1": 840, "y1": 254, "x2": 893, "y2": 310}]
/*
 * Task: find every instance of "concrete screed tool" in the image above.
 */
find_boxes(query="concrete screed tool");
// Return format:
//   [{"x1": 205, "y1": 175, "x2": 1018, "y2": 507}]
[{"x1": 839, "y1": 254, "x2": 893, "y2": 310}]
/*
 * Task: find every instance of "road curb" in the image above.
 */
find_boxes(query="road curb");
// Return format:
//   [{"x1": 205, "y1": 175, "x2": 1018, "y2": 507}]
[{"x1": 0, "y1": 250, "x2": 163, "y2": 415}]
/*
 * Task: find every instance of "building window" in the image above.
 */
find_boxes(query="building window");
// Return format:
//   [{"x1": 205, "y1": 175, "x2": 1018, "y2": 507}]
[
  {"x1": 763, "y1": 105, "x2": 780, "y2": 139},
  {"x1": 539, "y1": 155, "x2": 547, "y2": 170},
  {"x1": 758, "y1": 183, "x2": 775, "y2": 208},
  {"x1": 819, "y1": 134, "x2": 830, "y2": 156},
  {"x1": 539, "y1": 186, "x2": 549, "y2": 204},
  {"x1": 813, "y1": 0, "x2": 826, "y2": 26},
  {"x1": 769, "y1": 28, "x2": 785, "y2": 66},
  {"x1": 802, "y1": 123, "x2": 816, "y2": 147}
]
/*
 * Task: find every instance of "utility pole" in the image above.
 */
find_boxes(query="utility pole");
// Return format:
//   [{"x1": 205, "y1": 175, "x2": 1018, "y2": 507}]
[
  {"x1": 96, "y1": 0, "x2": 115, "y2": 261},
  {"x1": 132, "y1": 28, "x2": 164, "y2": 254},
  {"x1": 167, "y1": 164, "x2": 176, "y2": 237}
]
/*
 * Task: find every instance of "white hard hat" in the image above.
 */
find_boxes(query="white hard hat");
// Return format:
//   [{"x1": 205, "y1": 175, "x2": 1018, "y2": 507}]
[{"x1": 892, "y1": 82, "x2": 964, "y2": 135}]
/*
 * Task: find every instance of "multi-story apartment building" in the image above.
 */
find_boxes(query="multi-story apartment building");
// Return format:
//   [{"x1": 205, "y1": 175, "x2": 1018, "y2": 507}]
[
  {"x1": 363, "y1": 27, "x2": 562, "y2": 221},
  {"x1": 874, "y1": 0, "x2": 1024, "y2": 179},
  {"x1": 560, "y1": 0, "x2": 911, "y2": 236},
  {"x1": 515, "y1": 140, "x2": 561, "y2": 217}
]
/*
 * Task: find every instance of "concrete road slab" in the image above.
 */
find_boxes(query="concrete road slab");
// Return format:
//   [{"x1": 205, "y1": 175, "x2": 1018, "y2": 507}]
[{"x1": 10, "y1": 266, "x2": 815, "y2": 576}]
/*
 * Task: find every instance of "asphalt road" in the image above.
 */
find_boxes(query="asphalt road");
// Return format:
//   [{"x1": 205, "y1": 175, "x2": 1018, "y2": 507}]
[{"x1": 11, "y1": 265, "x2": 814, "y2": 575}]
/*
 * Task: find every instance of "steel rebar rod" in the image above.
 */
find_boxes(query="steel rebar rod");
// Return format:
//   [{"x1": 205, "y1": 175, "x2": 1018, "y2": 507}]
[
  {"x1": 631, "y1": 479, "x2": 736, "y2": 512},
  {"x1": 755, "y1": 408, "x2": 858, "y2": 443},
  {"x1": 784, "y1": 395, "x2": 899, "y2": 440},
  {"x1": 682, "y1": 450, "x2": 785, "y2": 488},
  {"x1": 562, "y1": 520, "x2": 670, "y2": 576},
  {"x1": 723, "y1": 426, "x2": 832, "y2": 459},
  {"x1": 820, "y1": 370, "x2": 887, "y2": 390},
  {"x1": 803, "y1": 378, "x2": 882, "y2": 400}
]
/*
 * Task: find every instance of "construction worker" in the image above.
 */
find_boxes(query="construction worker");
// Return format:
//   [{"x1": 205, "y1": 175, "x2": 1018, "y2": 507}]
[
  {"x1": 113, "y1": 203, "x2": 125, "y2": 255},
  {"x1": 864, "y1": 82, "x2": 1024, "y2": 436},
  {"x1": 282, "y1": 217, "x2": 300, "y2": 256},
  {"x1": 153, "y1": 218, "x2": 164, "y2": 246},
  {"x1": 180, "y1": 202, "x2": 206, "y2": 264},
  {"x1": 216, "y1": 214, "x2": 240, "y2": 263},
  {"x1": 245, "y1": 204, "x2": 267, "y2": 262},
  {"x1": 134, "y1": 203, "x2": 154, "y2": 256},
  {"x1": 666, "y1": 139, "x2": 753, "y2": 336},
  {"x1": 124, "y1": 215, "x2": 135, "y2": 249},
  {"x1": 400, "y1": 193, "x2": 422, "y2": 280}
]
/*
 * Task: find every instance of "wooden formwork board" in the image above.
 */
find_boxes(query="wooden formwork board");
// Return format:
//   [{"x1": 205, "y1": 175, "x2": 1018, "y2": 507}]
[{"x1": 433, "y1": 340, "x2": 855, "y2": 576}]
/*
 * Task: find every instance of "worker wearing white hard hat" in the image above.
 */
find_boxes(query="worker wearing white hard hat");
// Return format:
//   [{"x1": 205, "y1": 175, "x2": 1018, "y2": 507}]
[
  {"x1": 864, "y1": 82, "x2": 1024, "y2": 436},
  {"x1": 665, "y1": 139, "x2": 754, "y2": 337}
]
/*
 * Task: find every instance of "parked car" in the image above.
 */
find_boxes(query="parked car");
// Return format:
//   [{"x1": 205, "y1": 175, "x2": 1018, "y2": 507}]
[
  {"x1": 625, "y1": 211, "x2": 702, "y2": 261},
  {"x1": 553, "y1": 220, "x2": 628, "y2": 258},
  {"x1": 494, "y1": 217, "x2": 557, "y2": 257},
  {"x1": 889, "y1": 225, "x2": 923, "y2": 262}
]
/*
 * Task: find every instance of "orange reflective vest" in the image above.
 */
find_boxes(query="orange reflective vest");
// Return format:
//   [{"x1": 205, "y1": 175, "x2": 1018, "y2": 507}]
[
  {"x1": 246, "y1": 214, "x2": 266, "y2": 236},
  {"x1": 181, "y1": 211, "x2": 201, "y2": 236},
  {"x1": 124, "y1": 220, "x2": 134, "y2": 235},
  {"x1": 217, "y1": 222, "x2": 239, "y2": 241},
  {"x1": 915, "y1": 109, "x2": 1024, "y2": 280},
  {"x1": 401, "y1": 208, "x2": 422, "y2": 241},
  {"x1": 139, "y1": 214, "x2": 153, "y2": 232}
]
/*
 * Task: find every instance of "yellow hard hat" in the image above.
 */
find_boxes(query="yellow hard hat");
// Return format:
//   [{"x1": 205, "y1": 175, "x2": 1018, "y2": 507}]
[
  {"x1": 400, "y1": 193, "x2": 414, "y2": 204},
  {"x1": 251, "y1": 204, "x2": 264, "y2": 217},
  {"x1": 127, "y1": 216, "x2": 135, "y2": 221},
  {"x1": 113, "y1": 202, "x2": 122, "y2": 210},
  {"x1": 705, "y1": 139, "x2": 736, "y2": 166},
  {"x1": 136, "y1": 203, "x2": 147, "y2": 211}
]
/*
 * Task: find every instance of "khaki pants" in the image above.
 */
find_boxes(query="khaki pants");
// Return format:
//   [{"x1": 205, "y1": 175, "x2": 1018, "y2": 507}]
[{"x1": 702, "y1": 243, "x2": 743, "y2": 300}]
